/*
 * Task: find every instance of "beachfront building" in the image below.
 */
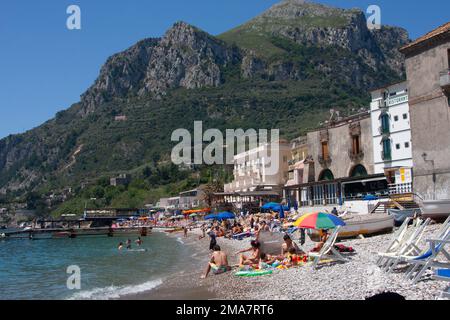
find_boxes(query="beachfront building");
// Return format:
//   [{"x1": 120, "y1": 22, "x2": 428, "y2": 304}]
[
  {"x1": 399, "y1": 22, "x2": 450, "y2": 200},
  {"x1": 284, "y1": 136, "x2": 308, "y2": 188},
  {"x1": 222, "y1": 141, "x2": 291, "y2": 209},
  {"x1": 370, "y1": 81, "x2": 414, "y2": 194},
  {"x1": 284, "y1": 112, "x2": 387, "y2": 212},
  {"x1": 178, "y1": 188, "x2": 205, "y2": 210}
]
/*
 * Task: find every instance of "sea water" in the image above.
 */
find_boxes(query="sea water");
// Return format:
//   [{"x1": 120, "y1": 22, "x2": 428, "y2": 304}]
[{"x1": 0, "y1": 231, "x2": 190, "y2": 300}]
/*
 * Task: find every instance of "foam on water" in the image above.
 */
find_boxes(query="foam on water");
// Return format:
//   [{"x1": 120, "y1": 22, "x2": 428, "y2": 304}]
[
  {"x1": 176, "y1": 237, "x2": 184, "y2": 244},
  {"x1": 67, "y1": 278, "x2": 163, "y2": 300}
]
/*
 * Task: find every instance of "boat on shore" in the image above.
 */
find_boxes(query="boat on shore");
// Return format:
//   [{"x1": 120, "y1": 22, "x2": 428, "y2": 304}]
[
  {"x1": 388, "y1": 208, "x2": 421, "y2": 227},
  {"x1": 421, "y1": 199, "x2": 450, "y2": 222},
  {"x1": 308, "y1": 213, "x2": 394, "y2": 240}
]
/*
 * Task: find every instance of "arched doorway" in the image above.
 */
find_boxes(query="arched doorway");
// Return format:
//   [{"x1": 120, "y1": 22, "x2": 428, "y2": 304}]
[
  {"x1": 349, "y1": 164, "x2": 368, "y2": 178},
  {"x1": 319, "y1": 169, "x2": 335, "y2": 181}
]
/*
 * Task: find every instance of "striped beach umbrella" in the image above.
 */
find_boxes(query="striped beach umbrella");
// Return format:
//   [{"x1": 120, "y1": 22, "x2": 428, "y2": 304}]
[{"x1": 293, "y1": 212, "x2": 346, "y2": 230}]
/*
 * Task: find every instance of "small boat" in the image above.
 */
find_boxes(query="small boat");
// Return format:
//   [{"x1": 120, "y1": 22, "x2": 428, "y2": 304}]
[
  {"x1": 421, "y1": 200, "x2": 450, "y2": 222},
  {"x1": 388, "y1": 208, "x2": 421, "y2": 227},
  {"x1": 309, "y1": 214, "x2": 394, "y2": 240}
]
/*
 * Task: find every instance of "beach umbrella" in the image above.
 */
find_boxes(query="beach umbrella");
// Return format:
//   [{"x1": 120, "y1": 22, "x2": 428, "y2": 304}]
[
  {"x1": 189, "y1": 213, "x2": 198, "y2": 218},
  {"x1": 205, "y1": 213, "x2": 218, "y2": 220},
  {"x1": 261, "y1": 202, "x2": 279, "y2": 210},
  {"x1": 293, "y1": 212, "x2": 346, "y2": 230},
  {"x1": 217, "y1": 212, "x2": 235, "y2": 220}
]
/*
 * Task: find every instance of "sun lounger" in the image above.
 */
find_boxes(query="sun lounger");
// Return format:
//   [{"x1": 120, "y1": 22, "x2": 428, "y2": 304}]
[
  {"x1": 380, "y1": 218, "x2": 432, "y2": 272},
  {"x1": 432, "y1": 269, "x2": 450, "y2": 299},
  {"x1": 309, "y1": 226, "x2": 348, "y2": 269},
  {"x1": 403, "y1": 227, "x2": 450, "y2": 284},
  {"x1": 377, "y1": 217, "x2": 412, "y2": 267}
]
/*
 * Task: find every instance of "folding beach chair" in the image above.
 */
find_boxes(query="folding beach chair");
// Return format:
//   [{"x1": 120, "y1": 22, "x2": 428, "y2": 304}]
[
  {"x1": 309, "y1": 226, "x2": 348, "y2": 269},
  {"x1": 377, "y1": 217, "x2": 412, "y2": 267},
  {"x1": 432, "y1": 269, "x2": 450, "y2": 299},
  {"x1": 403, "y1": 227, "x2": 450, "y2": 284},
  {"x1": 381, "y1": 218, "x2": 432, "y2": 272}
]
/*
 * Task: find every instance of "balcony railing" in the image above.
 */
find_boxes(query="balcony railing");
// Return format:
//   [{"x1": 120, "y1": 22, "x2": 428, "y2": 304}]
[
  {"x1": 348, "y1": 149, "x2": 364, "y2": 162},
  {"x1": 379, "y1": 126, "x2": 390, "y2": 136},
  {"x1": 440, "y1": 69, "x2": 450, "y2": 88},
  {"x1": 318, "y1": 155, "x2": 332, "y2": 167}
]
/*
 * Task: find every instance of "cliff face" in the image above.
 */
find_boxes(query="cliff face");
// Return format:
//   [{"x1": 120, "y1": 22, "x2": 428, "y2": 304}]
[
  {"x1": 80, "y1": 22, "x2": 241, "y2": 115},
  {"x1": 0, "y1": 0, "x2": 410, "y2": 196}
]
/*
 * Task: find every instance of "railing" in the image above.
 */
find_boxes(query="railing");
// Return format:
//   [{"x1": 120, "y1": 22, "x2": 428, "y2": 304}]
[
  {"x1": 348, "y1": 148, "x2": 364, "y2": 162},
  {"x1": 379, "y1": 126, "x2": 390, "y2": 135},
  {"x1": 388, "y1": 183, "x2": 412, "y2": 195}
]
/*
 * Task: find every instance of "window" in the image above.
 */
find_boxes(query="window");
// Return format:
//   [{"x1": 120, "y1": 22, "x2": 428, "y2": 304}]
[
  {"x1": 380, "y1": 113, "x2": 390, "y2": 134},
  {"x1": 396, "y1": 144, "x2": 401, "y2": 150},
  {"x1": 403, "y1": 113, "x2": 408, "y2": 120},
  {"x1": 394, "y1": 115, "x2": 399, "y2": 122},
  {"x1": 382, "y1": 138, "x2": 392, "y2": 160},
  {"x1": 321, "y1": 142, "x2": 329, "y2": 160},
  {"x1": 352, "y1": 135, "x2": 361, "y2": 155},
  {"x1": 405, "y1": 142, "x2": 410, "y2": 148}
]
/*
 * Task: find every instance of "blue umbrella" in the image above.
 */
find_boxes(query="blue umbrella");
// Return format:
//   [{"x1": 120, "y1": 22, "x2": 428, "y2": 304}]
[
  {"x1": 279, "y1": 206, "x2": 285, "y2": 219},
  {"x1": 205, "y1": 213, "x2": 218, "y2": 220},
  {"x1": 217, "y1": 212, "x2": 235, "y2": 220},
  {"x1": 261, "y1": 202, "x2": 280, "y2": 210},
  {"x1": 364, "y1": 194, "x2": 379, "y2": 201}
]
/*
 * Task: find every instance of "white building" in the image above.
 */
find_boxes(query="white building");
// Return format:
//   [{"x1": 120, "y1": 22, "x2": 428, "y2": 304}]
[
  {"x1": 224, "y1": 141, "x2": 291, "y2": 194},
  {"x1": 370, "y1": 81, "x2": 413, "y2": 172}
]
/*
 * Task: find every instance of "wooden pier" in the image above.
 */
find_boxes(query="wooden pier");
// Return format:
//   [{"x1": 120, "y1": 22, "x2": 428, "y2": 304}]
[{"x1": 0, "y1": 226, "x2": 152, "y2": 240}]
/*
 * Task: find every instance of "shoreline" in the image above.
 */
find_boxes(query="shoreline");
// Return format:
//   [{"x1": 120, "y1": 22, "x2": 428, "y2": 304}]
[{"x1": 125, "y1": 224, "x2": 448, "y2": 300}]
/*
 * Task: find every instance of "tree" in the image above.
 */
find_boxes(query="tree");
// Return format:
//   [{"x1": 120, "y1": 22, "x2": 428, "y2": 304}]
[{"x1": 202, "y1": 181, "x2": 224, "y2": 207}]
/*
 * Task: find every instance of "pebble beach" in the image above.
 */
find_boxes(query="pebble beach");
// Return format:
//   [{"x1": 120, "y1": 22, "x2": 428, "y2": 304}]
[{"x1": 145, "y1": 223, "x2": 449, "y2": 301}]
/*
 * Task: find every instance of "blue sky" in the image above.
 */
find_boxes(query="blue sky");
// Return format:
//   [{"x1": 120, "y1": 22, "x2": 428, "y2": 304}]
[{"x1": 0, "y1": 0, "x2": 449, "y2": 139}]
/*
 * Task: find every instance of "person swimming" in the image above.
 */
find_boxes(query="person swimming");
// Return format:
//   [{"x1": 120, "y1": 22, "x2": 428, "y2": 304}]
[
  {"x1": 126, "y1": 239, "x2": 132, "y2": 250},
  {"x1": 118, "y1": 242, "x2": 124, "y2": 250},
  {"x1": 135, "y1": 237, "x2": 143, "y2": 246}
]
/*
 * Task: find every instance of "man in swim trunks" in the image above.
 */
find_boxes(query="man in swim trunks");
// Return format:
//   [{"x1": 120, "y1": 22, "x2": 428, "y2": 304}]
[
  {"x1": 201, "y1": 245, "x2": 231, "y2": 279},
  {"x1": 126, "y1": 239, "x2": 132, "y2": 250},
  {"x1": 135, "y1": 237, "x2": 143, "y2": 246}
]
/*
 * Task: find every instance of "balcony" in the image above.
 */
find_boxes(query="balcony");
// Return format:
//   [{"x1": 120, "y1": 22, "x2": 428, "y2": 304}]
[
  {"x1": 348, "y1": 149, "x2": 364, "y2": 162},
  {"x1": 440, "y1": 69, "x2": 450, "y2": 88},
  {"x1": 379, "y1": 126, "x2": 390, "y2": 136},
  {"x1": 318, "y1": 155, "x2": 332, "y2": 167}
]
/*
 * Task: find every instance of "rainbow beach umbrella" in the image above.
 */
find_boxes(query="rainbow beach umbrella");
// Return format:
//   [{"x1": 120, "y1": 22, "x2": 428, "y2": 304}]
[{"x1": 293, "y1": 212, "x2": 345, "y2": 230}]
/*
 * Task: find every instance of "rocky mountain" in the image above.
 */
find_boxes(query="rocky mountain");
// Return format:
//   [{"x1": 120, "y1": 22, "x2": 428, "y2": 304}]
[
  {"x1": 80, "y1": 23, "x2": 241, "y2": 115},
  {"x1": 0, "y1": 0, "x2": 410, "y2": 198}
]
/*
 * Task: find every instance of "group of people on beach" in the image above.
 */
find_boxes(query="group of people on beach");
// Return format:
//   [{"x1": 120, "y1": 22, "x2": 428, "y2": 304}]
[{"x1": 197, "y1": 213, "x2": 334, "y2": 278}]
